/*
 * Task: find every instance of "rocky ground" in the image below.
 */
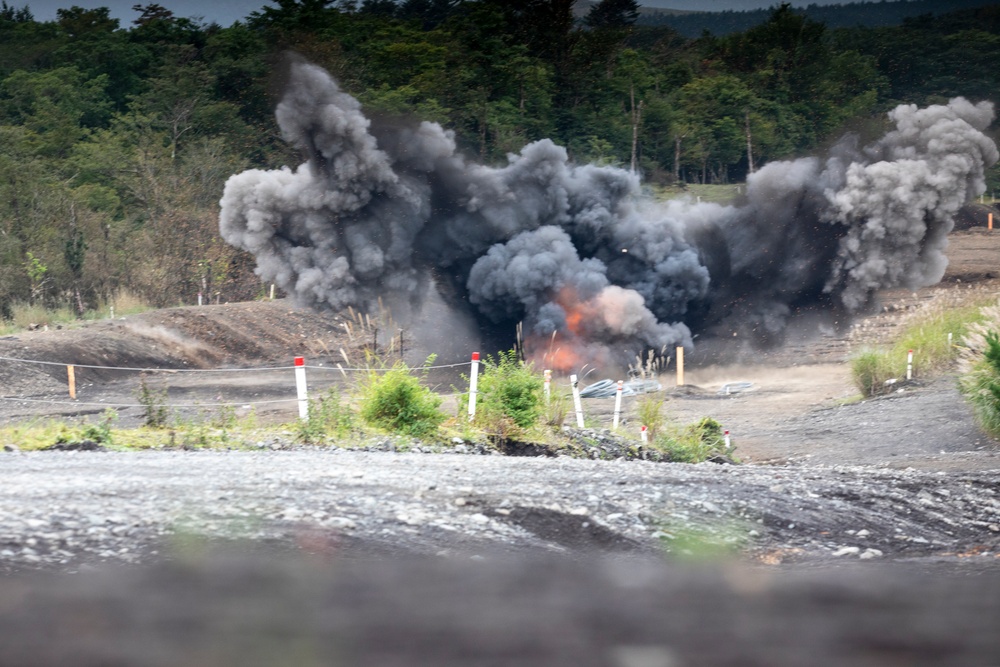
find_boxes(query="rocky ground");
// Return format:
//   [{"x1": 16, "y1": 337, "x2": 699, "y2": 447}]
[{"x1": 1, "y1": 449, "x2": 999, "y2": 666}]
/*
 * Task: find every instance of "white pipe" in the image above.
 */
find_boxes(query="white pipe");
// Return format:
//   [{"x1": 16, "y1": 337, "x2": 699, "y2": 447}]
[
  {"x1": 544, "y1": 369, "x2": 551, "y2": 403},
  {"x1": 612, "y1": 380, "x2": 623, "y2": 430},
  {"x1": 571, "y1": 374, "x2": 584, "y2": 428}
]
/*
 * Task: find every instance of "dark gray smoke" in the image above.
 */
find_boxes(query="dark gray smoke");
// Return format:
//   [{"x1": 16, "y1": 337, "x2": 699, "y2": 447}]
[{"x1": 219, "y1": 60, "x2": 997, "y2": 368}]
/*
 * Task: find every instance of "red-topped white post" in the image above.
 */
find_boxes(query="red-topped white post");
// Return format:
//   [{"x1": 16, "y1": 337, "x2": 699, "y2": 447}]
[
  {"x1": 907, "y1": 349, "x2": 913, "y2": 381},
  {"x1": 468, "y1": 352, "x2": 480, "y2": 420},
  {"x1": 294, "y1": 356, "x2": 308, "y2": 420}
]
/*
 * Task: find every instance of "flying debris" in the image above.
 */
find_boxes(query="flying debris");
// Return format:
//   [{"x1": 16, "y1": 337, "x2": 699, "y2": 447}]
[{"x1": 219, "y1": 58, "x2": 998, "y2": 371}]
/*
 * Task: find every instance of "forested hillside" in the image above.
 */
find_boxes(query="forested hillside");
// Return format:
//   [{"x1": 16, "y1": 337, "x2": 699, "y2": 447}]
[
  {"x1": 0, "y1": 0, "x2": 997, "y2": 316},
  {"x1": 639, "y1": 0, "x2": 999, "y2": 36}
]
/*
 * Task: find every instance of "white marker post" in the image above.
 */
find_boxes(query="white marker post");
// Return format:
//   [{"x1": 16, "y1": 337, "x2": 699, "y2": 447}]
[
  {"x1": 724, "y1": 430, "x2": 731, "y2": 450},
  {"x1": 294, "y1": 356, "x2": 308, "y2": 420},
  {"x1": 907, "y1": 349, "x2": 914, "y2": 381},
  {"x1": 676, "y1": 346, "x2": 685, "y2": 386},
  {"x1": 570, "y1": 374, "x2": 585, "y2": 427},
  {"x1": 613, "y1": 380, "x2": 624, "y2": 430},
  {"x1": 641, "y1": 425, "x2": 648, "y2": 443},
  {"x1": 468, "y1": 352, "x2": 480, "y2": 420},
  {"x1": 543, "y1": 369, "x2": 552, "y2": 403},
  {"x1": 270, "y1": 284, "x2": 276, "y2": 300}
]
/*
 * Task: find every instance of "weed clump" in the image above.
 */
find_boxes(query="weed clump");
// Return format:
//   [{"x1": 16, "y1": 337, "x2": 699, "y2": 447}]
[
  {"x1": 137, "y1": 374, "x2": 169, "y2": 428},
  {"x1": 297, "y1": 387, "x2": 355, "y2": 444},
  {"x1": 635, "y1": 394, "x2": 665, "y2": 440},
  {"x1": 470, "y1": 350, "x2": 544, "y2": 445},
  {"x1": 652, "y1": 417, "x2": 730, "y2": 463},
  {"x1": 850, "y1": 349, "x2": 898, "y2": 397}
]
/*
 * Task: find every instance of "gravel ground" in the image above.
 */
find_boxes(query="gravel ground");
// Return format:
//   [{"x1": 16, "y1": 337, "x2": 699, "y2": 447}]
[
  {"x1": 2, "y1": 448, "x2": 999, "y2": 573},
  {"x1": 3, "y1": 448, "x2": 1000, "y2": 666}
]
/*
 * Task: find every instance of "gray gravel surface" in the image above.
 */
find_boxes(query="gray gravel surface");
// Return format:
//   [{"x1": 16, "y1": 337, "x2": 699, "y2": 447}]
[{"x1": 2, "y1": 449, "x2": 999, "y2": 572}]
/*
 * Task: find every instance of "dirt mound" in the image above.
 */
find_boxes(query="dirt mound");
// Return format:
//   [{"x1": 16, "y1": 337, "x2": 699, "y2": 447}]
[
  {"x1": 954, "y1": 202, "x2": 999, "y2": 231},
  {"x1": 0, "y1": 300, "x2": 394, "y2": 427}
]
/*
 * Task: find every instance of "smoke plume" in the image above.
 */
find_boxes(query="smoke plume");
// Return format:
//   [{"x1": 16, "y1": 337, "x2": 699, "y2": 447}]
[{"x1": 219, "y1": 60, "x2": 998, "y2": 369}]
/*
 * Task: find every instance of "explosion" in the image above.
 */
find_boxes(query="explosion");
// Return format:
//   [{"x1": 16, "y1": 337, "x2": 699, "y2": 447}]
[{"x1": 219, "y1": 58, "x2": 998, "y2": 370}]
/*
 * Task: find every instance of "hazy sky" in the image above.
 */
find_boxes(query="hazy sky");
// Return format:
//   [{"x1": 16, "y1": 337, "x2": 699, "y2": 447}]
[{"x1": 19, "y1": 0, "x2": 878, "y2": 26}]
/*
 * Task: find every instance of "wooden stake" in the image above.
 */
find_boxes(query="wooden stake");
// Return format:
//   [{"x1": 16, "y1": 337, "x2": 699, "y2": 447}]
[
  {"x1": 676, "y1": 346, "x2": 685, "y2": 386},
  {"x1": 67, "y1": 365, "x2": 76, "y2": 400}
]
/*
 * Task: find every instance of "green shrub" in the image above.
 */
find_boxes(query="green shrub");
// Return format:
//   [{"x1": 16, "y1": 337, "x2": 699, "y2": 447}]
[
  {"x1": 653, "y1": 416, "x2": 730, "y2": 463},
  {"x1": 298, "y1": 387, "x2": 355, "y2": 444},
  {"x1": 470, "y1": 349, "x2": 544, "y2": 444},
  {"x1": 79, "y1": 408, "x2": 117, "y2": 445},
  {"x1": 357, "y1": 362, "x2": 444, "y2": 438}
]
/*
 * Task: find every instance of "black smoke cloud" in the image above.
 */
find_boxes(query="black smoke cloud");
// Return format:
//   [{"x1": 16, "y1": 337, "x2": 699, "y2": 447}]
[{"x1": 219, "y1": 60, "x2": 998, "y2": 368}]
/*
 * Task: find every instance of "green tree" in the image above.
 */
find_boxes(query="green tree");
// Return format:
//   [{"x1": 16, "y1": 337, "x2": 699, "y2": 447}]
[{"x1": 0, "y1": 67, "x2": 111, "y2": 157}]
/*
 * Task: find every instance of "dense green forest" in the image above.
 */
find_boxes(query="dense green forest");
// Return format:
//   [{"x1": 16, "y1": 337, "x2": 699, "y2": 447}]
[{"x1": 0, "y1": 0, "x2": 998, "y2": 316}]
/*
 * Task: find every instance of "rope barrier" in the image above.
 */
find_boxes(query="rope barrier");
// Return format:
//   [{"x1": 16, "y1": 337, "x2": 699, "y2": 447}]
[
  {"x1": 0, "y1": 354, "x2": 472, "y2": 374},
  {"x1": 0, "y1": 355, "x2": 293, "y2": 373},
  {"x1": 0, "y1": 396, "x2": 299, "y2": 409},
  {"x1": 0, "y1": 348, "x2": 477, "y2": 417},
  {"x1": 304, "y1": 361, "x2": 471, "y2": 372}
]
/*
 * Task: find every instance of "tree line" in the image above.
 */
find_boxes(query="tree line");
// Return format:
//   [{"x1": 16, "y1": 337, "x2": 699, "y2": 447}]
[
  {"x1": 639, "y1": 0, "x2": 997, "y2": 37},
  {"x1": 0, "y1": 0, "x2": 997, "y2": 316}
]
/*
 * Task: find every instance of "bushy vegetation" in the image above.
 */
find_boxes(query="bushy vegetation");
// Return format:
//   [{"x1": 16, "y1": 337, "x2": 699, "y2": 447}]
[
  {"x1": 652, "y1": 416, "x2": 730, "y2": 463},
  {"x1": 958, "y1": 330, "x2": 1000, "y2": 439},
  {"x1": 469, "y1": 349, "x2": 544, "y2": 445},
  {"x1": 956, "y1": 300, "x2": 1000, "y2": 439},
  {"x1": 357, "y1": 362, "x2": 445, "y2": 438},
  {"x1": 851, "y1": 301, "x2": 987, "y2": 397}
]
